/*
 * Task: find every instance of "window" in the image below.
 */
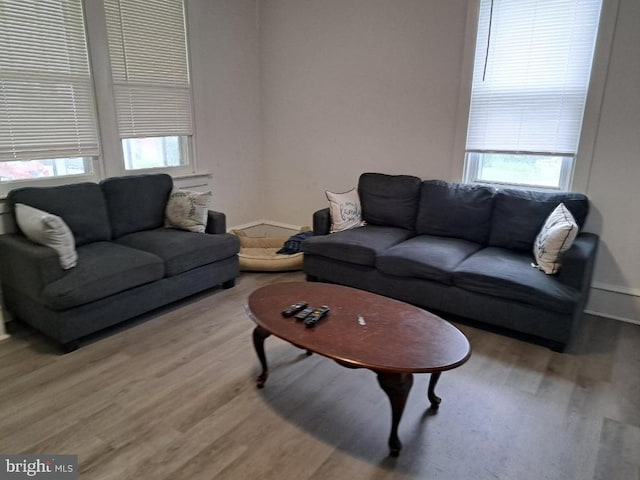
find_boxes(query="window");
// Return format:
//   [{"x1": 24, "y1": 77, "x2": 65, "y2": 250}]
[
  {"x1": 104, "y1": 0, "x2": 193, "y2": 172},
  {"x1": 0, "y1": 158, "x2": 88, "y2": 182},
  {"x1": 464, "y1": 0, "x2": 602, "y2": 190},
  {"x1": 0, "y1": 0, "x2": 99, "y2": 188},
  {"x1": 122, "y1": 136, "x2": 188, "y2": 170}
]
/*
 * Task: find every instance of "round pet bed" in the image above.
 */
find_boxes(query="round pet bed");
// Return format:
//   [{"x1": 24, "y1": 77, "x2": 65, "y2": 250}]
[{"x1": 233, "y1": 230, "x2": 305, "y2": 272}]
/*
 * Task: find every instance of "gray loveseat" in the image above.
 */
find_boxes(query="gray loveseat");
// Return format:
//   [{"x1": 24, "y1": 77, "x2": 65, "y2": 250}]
[
  {"x1": 302, "y1": 173, "x2": 599, "y2": 351},
  {"x1": 0, "y1": 174, "x2": 240, "y2": 351}
]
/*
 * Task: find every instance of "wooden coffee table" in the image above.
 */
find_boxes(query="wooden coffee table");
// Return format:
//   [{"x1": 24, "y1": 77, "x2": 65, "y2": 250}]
[{"x1": 248, "y1": 282, "x2": 471, "y2": 457}]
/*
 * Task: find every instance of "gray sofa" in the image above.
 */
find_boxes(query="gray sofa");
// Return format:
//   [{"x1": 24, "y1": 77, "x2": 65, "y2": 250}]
[
  {"x1": 0, "y1": 174, "x2": 240, "y2": 352},
  {"x1": 302, "y1": 173, "x2": 599, "y2": 351}
]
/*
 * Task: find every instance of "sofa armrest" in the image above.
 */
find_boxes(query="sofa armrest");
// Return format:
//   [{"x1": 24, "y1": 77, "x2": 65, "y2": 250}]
[
  {"x1": 0, "y1": 234, "x2": 66, "y2": 299},
  {"x1": 313, "y1": 208, "x2": 331, "y2": 236},
  {"x1": 205, "y1": 210, "x2": 227, "y2": 234},
  {"x1": 557, "y1": 232, "x2": 599, "y2": 291}
]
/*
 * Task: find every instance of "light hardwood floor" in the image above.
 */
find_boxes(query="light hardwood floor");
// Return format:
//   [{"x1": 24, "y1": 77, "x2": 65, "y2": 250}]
[{"x1": 0, "y1": 271, "x2": 639, "y2": 480}]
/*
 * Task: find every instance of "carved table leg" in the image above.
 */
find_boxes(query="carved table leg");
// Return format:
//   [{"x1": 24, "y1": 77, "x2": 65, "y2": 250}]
[
  {"x1": 428, "y1": 371, "x2": 442, "y2": 409},
  {"x1": 252, "y1": 326, "x2": 271, "y2": 388},
  {"x1": 377, "y1": 372, "x2": 414, "y2": 457}
]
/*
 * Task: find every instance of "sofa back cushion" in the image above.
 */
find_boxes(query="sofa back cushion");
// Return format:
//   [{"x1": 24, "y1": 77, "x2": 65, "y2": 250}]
[
  {"x1": 488, "y1": 189, "x2": 589, "y2": 251},
  {"x1": 416, "y1": 180, "x2": 496, "y2": 244},
  {"x1": 358, "y1": 173, "x2": 422, "y2": 230},
  {"x1": 7, "y1": 183, "x2": 111, "y2": 246},
  {"x1": 101, "y1": 174, "x2": 173, "y2": 238}
]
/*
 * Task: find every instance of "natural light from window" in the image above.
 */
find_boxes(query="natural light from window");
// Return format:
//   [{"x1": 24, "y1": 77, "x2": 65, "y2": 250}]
[
  {"x1": 0, "y1": 158, "x2": 91, "y2": 182},
  {"x1": 464, "y1": 0, "x2": 602, "y2": 190},
  {"x1": 122, "y1": 136, "x2": 188, "y2": 171},
  {"x1": 468, "y1": 153, "x2": 571, "y2": 189}
]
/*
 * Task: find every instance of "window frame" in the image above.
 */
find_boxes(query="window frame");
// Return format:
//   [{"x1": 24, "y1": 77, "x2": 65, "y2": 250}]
[
  {"x1": 103, "y1": 0, "x2": 196, "y2": 177},
  {"x1": 464, "y1": 152, "x2": 574, "y2": 192},
  {"x1": 453, "y1": 0, "x2": 618, "y2": 193},
  {"x1": 0, "y1": 0, "x2": 199, "y2": 197},
  {"x1": 121, "y1": 135, "x2": 192, "y2": 173},
  {"x1": 464, "y1": 0, "x2": 602, "y2": 190},
  {"x1": 0, "y1": 0, "x2": 102, "y2": 195}
]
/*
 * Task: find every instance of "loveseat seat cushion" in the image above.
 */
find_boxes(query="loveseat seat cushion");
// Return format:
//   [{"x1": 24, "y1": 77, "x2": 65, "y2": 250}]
[
  {"x1": 7, "y1": 183, "x2": 111, "y2": 246},
  {"x1": 488, "y1": 189, "x2": 589, "y2": 251},
  {"x1": 116, "y1": 228, "x2": 240, "y2": 276},
  {"x1": 358, "y1": 173, "x2": 422, "y2": 230},
  {"x1": 453, "y1": 247, "x2": 578, "y2": 314},
  {"x1": 302, "y1": 225, "x2": 414, "y2": 267},
  {"x1": 377, "y1": 235, "x2": 483, "y2": 285},
  {"x1": 41, "y1": 242, "x2": 164, "y2": 310},
  {"x1": 416, "y1": 181, "x2": 495, "y2": 244},
  {"x1": 101, "y1": 174, "x2": 173, "y2": 239}
]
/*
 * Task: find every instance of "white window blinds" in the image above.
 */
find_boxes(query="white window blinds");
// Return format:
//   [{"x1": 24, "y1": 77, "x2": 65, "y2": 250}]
[
  {"x1": 104, "y1": 0, "x2": 193, "y2": 139},
  {"x1": 0, "y1": 0, "x2": 99, "y2": 161},
  {"x1": 465, "y1": 0, "x2": 602, "y2": 155}
]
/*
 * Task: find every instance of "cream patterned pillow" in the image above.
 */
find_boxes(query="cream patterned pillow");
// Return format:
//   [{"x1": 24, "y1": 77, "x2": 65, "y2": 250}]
[
  {"x1": 533, "y1": 203, "x2": 578, "y2": 274},
  {"x1": 165, "y1": 189, "x2": 212, "y2": 233},
  {"x1": 326, "y1": 187, "x2": 365, "y2": 233},
  {"x1": 15, "y1": 203, "x2": 77, "y2": 269}
]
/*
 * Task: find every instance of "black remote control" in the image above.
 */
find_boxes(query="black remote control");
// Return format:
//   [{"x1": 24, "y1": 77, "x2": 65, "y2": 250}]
[
  {"x1": 294, "y1": 307, "x2": 314, "y2": 320},
  {"x1": 304, "y1": 305, "x2": 330, "y2": 328},
  {"x1": 282, "y1": 301, "x2": 308, "y2": 317}
]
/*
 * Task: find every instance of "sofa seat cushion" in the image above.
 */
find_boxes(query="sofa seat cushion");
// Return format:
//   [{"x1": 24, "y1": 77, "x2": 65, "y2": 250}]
[
  {"x1": 116, "y1": 228, "x2": 240, "y2": 276},
  {"x1": 302, "y1": 225, "x2": 414, "y2": 267},
  {"x1": 42, "y1": 242, "x2": 165, "y2": 310},
  {"x1": 453, "y1": 247, "x2": 578, "y2": 314},
  {"x1": 377, "y1": 235, "x2": 483, "y2": 285}
]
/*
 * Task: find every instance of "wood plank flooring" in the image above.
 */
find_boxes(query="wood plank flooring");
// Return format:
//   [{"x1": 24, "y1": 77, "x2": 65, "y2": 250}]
[{"x1": 0, "y1": 271, "x2": 639, "y2": 480}]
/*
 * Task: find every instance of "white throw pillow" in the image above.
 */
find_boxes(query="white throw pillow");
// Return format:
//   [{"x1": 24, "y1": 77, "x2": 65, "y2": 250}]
[
  {"x1": 326, "y1": 187, "x2": 366, "y2": 233},
  {"x1": 15, "y1": 203, "x2": 77, "y2": 270},
  {"x1": 533, "y1": 203, "x2": 578, "y2": 274},
  {"x1": 165, "y1": 189, "x2": 212, "y2": 233}
]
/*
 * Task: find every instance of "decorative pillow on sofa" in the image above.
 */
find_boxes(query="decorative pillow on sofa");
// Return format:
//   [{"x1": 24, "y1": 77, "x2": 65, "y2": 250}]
[
  {"x1": 165, "y1": 189, "x2": 212, "y2": 233},
  {"x1": 326, "y1": 187, "x2": 365, "y2": 233},
  {"x1": 15, "y1": 203, "x2": 78, "y2": 269},
  {"x1": 533, "y1": 203, "x2": 578, "y2": 274}
]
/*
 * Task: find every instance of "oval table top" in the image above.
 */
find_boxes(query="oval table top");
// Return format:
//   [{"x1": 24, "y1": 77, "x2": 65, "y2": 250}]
[{"x1": 248, "y1": 282, "x2": 471, "y2": 374}]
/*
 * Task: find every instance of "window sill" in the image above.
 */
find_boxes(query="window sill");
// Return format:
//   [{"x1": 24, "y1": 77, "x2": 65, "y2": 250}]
[{"x1": 172, "y1": 171, "x2": 211, "y2": 181}]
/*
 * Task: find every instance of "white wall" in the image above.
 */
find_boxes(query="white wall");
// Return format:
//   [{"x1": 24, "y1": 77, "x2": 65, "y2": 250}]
[
  {"x1": 260, "y1": 0, "x2": 469, "y2": 225},
  {"x1": 187, "y1": 0, "x2": 263, "y2": 227},
  {"x1": 1, "y1": 0, "x2": 639, "y2": 325},
  {"x1": 583, "y1": 0, "x2": 640, "y2": 322},
  {"x1": 258, "y1": 0, "x2": 640, "y2": 323}
]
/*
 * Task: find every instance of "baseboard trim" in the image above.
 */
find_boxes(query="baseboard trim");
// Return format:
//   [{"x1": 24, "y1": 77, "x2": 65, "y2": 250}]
[
  {"x1": 584, "y1": 309, "x2": 640, "y2": 326},
  {"x1": 586, "y1": 284, "x2": 640, "y2": 324},
  {"x1": 591, "y1": 282, "x2": 640, "y2": 297},
  {"x1": 0, "y1": 310, "x2": 8, "y2": 340},
  {"x1": 228, "y1": 220, "x2": 264, "y2": 231},
  {"x1": 262, "y1": 219, "x2": 305, "y2": 231},
  {"x1": 228, "y1": 219, "x2": 303, "y2": 232}
]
